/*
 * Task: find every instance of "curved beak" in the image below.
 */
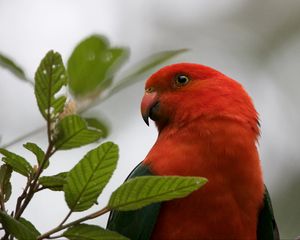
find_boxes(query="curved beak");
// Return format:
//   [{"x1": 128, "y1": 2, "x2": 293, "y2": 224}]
[{"x1": 141, "y1": 90, "x2": 158, "y2": 126}]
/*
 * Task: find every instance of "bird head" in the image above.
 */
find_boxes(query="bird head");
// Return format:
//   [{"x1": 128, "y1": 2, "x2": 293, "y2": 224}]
[{"x1": 141, "y1": 63, "x2": 259, "y2": 135}]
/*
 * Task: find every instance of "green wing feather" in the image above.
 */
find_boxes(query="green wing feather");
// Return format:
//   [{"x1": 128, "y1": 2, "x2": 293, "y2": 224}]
[
  {"x1": 107, "y1": 162, "x2": 161, "y2": 240},
  {"x1": 257, "y1": 187, "x2": 280, "y2": 240}
]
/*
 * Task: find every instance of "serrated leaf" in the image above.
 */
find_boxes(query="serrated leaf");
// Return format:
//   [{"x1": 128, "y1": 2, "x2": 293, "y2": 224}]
[
  {"x1": 108, "y1": 176, "x2": 207, "y2": 211},
  {"x1": 0, "y1": 149, "x2": 32, "y2": 177},
  {"x1": 67, "y1": 35, "x2": 129, "y2": 97},
  {"x1": 85, "y1": 117, "x2": 110, "y2": 138},
  {"x1": 39, "y1": 172, "x2": 68, "y2": 191},
  {"x1": 0, "y1": 212, "x2": 38, "y2": 240},
  {"x1": 0, "y1": 53, "x2": 27, "y2": 81},
  {"x1": 34, "y1": 50, "x2": 68, "y2": 120},
  {"x1": 0, "y1": 164, "x2": 12, "y2": 202},
  {"x1": 64, "y1": 142, "x2": 118, "y2": 211},
  {"x1": 108, "y1": 49, "x2": 187, "y2": 97},
  {"x1": 54, "y1": 115, "x2": 103, "y2": 150},
  {"x1": 23, "y1": 142, "x2": 48, "y2": 169},
  {"x1": 63, "y1": 224, "x2": 128, "y2": 240}
]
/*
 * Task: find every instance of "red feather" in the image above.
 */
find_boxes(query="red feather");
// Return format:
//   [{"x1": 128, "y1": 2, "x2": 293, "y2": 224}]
[{"x1": 142, "y1": 63, "x2": 264, "y2": 239}]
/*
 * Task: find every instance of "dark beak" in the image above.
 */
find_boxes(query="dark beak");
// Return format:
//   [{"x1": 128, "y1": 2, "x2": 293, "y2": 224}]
[{"x1": 141, "y1": 91, "x2": 158, "y2": 126}]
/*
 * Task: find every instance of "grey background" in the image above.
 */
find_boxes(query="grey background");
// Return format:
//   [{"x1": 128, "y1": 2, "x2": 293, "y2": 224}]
[{"x1": 0, "y1": 0, "x2": 299, "y2": 239}]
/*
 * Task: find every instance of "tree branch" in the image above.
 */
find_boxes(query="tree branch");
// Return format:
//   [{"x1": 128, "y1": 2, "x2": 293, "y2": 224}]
[
  {"x1": 14, "y1": 177, "x2": 31, "y2": 216},
  {"x1": 14, "y1": 142, "x2": 54, "y2": 219},
  {"x1": 37, "y1": 206, "x2": 110, "y2": 240}
]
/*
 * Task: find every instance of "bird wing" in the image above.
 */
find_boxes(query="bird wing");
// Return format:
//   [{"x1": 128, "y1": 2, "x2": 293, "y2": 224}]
[
  {"x1": 257, "y1": 187, "x2": 280, "y2": 240},
  {"x1": 106, "y1": 162, "x2": 161, "y2": 240}
]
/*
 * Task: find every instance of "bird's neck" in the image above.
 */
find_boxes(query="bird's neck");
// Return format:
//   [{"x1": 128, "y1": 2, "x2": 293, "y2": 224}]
[{"x1": 144, "y1": 117, "x2": 262, "y2": 180}]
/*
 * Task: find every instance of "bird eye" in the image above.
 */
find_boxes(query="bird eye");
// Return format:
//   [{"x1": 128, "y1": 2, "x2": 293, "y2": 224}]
[{"x1": 175, "y1": 75, "x2": 190, "y2": 86}]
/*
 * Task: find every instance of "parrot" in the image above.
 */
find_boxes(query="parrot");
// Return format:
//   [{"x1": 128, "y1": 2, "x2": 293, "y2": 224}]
[{"x1": 107, "y1": 63, "x2": 279, "y2": 240}]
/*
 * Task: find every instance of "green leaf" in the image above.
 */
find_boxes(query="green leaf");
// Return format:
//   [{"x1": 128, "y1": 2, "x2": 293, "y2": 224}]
[
  {"x1": 67, "y1": 35, "x2": 129, "y2": 97},
  {"x1": 108, "y1": 176, "x2": 207, "y2": 211},
  {"x1": 0, "y1": 211, "x2": 38, "y2": 240},
  {"x1": 64, "y1": 142, "x2": 118, "y2": 211},
  {"x1": 85, "y1": 117, "x2": 110, "y2": 138},
  {"x1": 19, "y1": 218, "x2": 40, "y2": 236},
  {"x1": 0, "y1": 149, "x2": 33, "y2": 177},
  {"x1": 54, "y1": 115, "x2": 103, "y2": 150},
  {"x1": 34, "y1": 50, "x2": 68, "y2": 120},
  {"x1": 3, "y1": 182, "x2": 12, "y2": 202},
  {"x1": 108, "y1": 49, "x2": 187, "y2": 96},
  {"x1": 0, "y1": 53, "x2": 27, "y2": 81},
  {"x1": 39, "y1": 172, "x2": 68, "y2": 191},
  {"x1": 0, "y1": 164, "x2": 12, "y2": 202},
  {"x1": 63, "y1": 224, "x2": 128, "y2": 240},
  {"x1": 23, "y1": 142, "x2": 48, "y2": 169}
]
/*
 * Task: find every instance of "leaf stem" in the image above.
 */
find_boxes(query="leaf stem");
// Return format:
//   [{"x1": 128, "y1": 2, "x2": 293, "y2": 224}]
[
  {"x1": 25, "y1": 78, "x2": 34, "y2": 86},
  {"x1": 47, "y1": 234, "x2": 63, "y2": 239},
  {"x1": 58, "y1": 209, "x2": 72, "y2": 227},
  {"x1": 37, "y1": 206, "x2": 110, "y2": 240},
  {"x1": 35, "y1": 186, "x2": 46, "y2": 193}
]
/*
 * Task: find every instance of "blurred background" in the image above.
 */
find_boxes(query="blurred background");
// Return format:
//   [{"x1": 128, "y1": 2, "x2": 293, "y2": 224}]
[{"x1": 0, "y1": 0, "x2": 299, "y2": 238}]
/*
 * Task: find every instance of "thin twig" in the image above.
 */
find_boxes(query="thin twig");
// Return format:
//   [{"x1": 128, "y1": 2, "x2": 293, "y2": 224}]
[
  {"x1": 58, "y1": 209, "x2": 73, "y2": 228},
  {"x1": 14, "y1": 177, "x2": 31, "y2": 216},
  {"x1": 0, "y1": 202, "x2": 5, "y2": 212},
  {"x1": 47, "y1": 234, "x2": 63, "y2": 239},
  {"x1": 14, "y1": 143, "x2": 54, "y2": 219},
  {"x1": 35, "y1": 186, "x2": 46, "y2": 193},
  {"x1": 25, "y1": 78, "x2": 34, "y2": 87},
  {"x1": 37, "y1": 206, "x2": 110, "y2": 240}
]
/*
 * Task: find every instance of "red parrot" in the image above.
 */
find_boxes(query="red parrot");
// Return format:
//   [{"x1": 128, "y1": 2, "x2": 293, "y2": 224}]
[{"x1": 107, "y1": 63, "x2": 279, "y2": 240}]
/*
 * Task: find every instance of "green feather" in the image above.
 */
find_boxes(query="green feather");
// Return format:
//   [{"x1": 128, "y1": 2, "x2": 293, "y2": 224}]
[
  {"x1": 257, "y1": 187, "x2": 280, "y2": 240},
  {"x1": 107, "y1": 162, "x2": 161, "y2": 240}
]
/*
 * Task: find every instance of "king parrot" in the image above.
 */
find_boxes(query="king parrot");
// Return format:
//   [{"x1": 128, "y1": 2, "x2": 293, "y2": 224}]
[{"x1": 107, "y1": 63, "x2": 279, "y2": 240}]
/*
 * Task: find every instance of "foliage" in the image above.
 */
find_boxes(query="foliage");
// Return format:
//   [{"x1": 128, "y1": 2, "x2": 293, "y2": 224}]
[
  {"x1": 108, "y1": 176, "x2": 207, "y2": 211},
  {"x1": 0, "y1": 53, "x2": 28, "y2": 83},
  {"x1": 0, "y1": 35, "x2": 205, "y2": 239},
  {"x1": 67, "y1": 35, "x2": 129, "y2": 98}
]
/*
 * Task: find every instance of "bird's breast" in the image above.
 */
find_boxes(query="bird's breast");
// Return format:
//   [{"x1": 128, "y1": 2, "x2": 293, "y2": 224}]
[{"x1": 144, "y1": 119, "x2": 264, "y2": 239}]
